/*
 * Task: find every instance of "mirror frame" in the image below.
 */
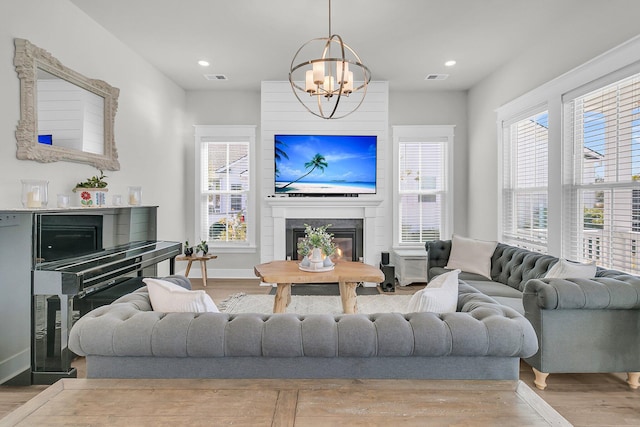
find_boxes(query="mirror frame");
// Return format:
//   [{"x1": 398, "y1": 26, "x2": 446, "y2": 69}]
[{"x1": 14, "y1": 38, "x2": 120, "y2": 170}]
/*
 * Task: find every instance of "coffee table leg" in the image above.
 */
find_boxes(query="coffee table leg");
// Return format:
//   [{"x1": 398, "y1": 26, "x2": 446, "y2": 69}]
[
  {"x1": 340, "y1": 281, "x2": 358, "y2": 314},
  {"x1": 273, "y1": 283, "x2": 292, "y2": 313}
]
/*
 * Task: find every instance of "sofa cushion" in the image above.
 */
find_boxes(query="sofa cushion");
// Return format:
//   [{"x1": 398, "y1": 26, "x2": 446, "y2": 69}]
[
  {"x1": 463, "y1": 280, "x2": 524, "y2": 299},
  {"x1": 445, "y1": 235, "x2": 497, "y2": 279},
  {"x1": 144, "y1": 278, "x2": 219, "y2": 313},
  {"x1": 408, "y1": 269, "x2": 460, "y2": 313},
  {"x1": 429, "y1": 266, "x2": 492, "y2": 283},
  {"x1": 545, "y1": 258, "x2": 596, "y2": 279},
  {"x1": 489, "y1": 296, "x2": 524, "y2": 315}
]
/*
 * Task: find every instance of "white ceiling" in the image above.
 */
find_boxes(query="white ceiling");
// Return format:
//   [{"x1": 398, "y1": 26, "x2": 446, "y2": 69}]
[{"x1": 70, "y1": 0, "x2": 640, "y2": 92}]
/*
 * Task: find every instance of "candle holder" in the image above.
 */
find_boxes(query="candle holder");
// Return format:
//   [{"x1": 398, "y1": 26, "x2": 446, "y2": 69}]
[
  {"x1": 128, "y1": 186, "x2": 142, "y2": 206},
  {"x1": 21, "y1": 179, "x2": 48, "y2": 209}
]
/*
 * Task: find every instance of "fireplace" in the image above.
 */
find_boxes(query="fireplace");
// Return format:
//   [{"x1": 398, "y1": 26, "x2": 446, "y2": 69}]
[{"x1": 286, "y1": 219, "x2": 364, "y2": 262}]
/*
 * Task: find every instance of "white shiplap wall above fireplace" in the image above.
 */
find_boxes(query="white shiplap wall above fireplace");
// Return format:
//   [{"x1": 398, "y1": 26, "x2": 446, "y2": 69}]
[{"x1": 260, "y1": 81, "x2": 390, "y2": 265}]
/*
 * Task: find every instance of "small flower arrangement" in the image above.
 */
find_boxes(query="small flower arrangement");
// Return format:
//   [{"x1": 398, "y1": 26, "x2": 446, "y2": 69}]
[
  {"x1": 73, "y1": 170, "x2": 108, "y2": 207},
  {"x1": 297, "y1": 224, "x2": 336, "y2": 259}
]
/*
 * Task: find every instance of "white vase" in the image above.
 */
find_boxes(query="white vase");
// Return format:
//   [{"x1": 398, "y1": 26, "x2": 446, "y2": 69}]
[
  {"x1": 309, "y1": 247, "x2": 324, "y2": 270},
  {"x1": 300, "y1": 255, "x2": 310, "y2": 267}
]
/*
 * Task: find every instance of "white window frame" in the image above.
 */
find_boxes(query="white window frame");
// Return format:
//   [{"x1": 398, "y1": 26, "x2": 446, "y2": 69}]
[
  {"x1": 194, "y1": 125, "x2": 257, "y2": 253},
  {"x1": 563, "y1": 72, "x2": 640, "y2": 272},
  {"x1": 500, "y1": 107, "x2": 549, "y2": 252},
  {"x1": 392, "y1": 125, "x2": 454, "y2": 249},
  {"x1": 496, "y1": 36, "x2": 640, "y2": 260}
]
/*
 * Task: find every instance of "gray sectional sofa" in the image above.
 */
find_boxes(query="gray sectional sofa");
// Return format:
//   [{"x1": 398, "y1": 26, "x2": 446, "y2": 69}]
[
  {"x1": 69, "y1": 275, "x2": 538, "y2": 381},
  {"x1": 426, "y1": 240, "x2": 640, "y2": 389}
]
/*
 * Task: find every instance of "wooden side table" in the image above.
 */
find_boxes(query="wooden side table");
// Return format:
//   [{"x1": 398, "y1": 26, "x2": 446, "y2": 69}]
[{"x1": 175, "y1": 254, "x2": 218, "y2": 286}]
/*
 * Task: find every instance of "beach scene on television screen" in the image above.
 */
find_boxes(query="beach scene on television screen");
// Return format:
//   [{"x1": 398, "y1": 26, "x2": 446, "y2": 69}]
[{"x1": 275, "y1": 135, "x2": 377, "y2": 194}]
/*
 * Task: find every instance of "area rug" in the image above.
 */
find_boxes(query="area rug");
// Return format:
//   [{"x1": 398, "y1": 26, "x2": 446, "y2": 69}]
[
  {"x1": 219, "y1": 293, "x2": 414, "y2": 315},
  {"x1": 268, "y1": 283, "x2": 380, "y2": 296}
]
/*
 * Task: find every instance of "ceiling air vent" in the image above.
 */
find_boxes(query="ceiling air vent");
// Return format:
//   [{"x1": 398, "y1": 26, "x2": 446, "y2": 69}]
[
  {"x1": 204, "y1": 74, "x2": 228, "y2": 81},
  {"x1": 424, "y1": 74, "x2": 449, "y2": 81}
]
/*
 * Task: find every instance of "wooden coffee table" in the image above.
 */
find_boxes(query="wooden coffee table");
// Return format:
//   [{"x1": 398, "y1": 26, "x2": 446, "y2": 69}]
[{"x1": 254, "y1": 260, "x2": 385, "y2": 314}]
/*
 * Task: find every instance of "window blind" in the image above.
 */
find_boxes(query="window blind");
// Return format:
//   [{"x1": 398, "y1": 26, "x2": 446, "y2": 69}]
[
  {"x1": 200, "y1": 141, "x2": 249, "y2": 243},
  {"x1": 565, "y1": 72, "x2": 640, "y2": 273},
  {"x1": 502, "y1": 111, "x2": 549, "y2": 252},
  {"x1": 398, "y1": 140, "x2": 447, "y2": 243}
]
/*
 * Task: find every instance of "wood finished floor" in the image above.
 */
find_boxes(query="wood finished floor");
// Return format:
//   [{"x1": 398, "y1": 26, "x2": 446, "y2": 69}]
[{"x1": 1, "y1": 279, "x2": 639, "y2": 426}]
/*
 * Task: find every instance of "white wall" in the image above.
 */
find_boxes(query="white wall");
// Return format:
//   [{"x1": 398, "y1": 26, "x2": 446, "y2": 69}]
[
  {"x1": 185, "y1": 90, "x2": 261, "y2": 272},
  {"x1": 390, "y1": 90, "x2": 468, "y2": 236},
  {"x1": 0, "y1": 1, "x2": 188, "y2": 259},
  {"x1": 467, "y1": 4, "x2": 640, "y2": 240}
]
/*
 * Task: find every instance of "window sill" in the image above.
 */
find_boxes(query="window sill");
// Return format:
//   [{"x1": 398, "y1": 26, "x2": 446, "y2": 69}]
[{"x1": 208, "y1": 245, "x2": 257, "y2": 254}]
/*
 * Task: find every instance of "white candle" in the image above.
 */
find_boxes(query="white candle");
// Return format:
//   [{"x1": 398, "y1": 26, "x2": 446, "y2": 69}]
[
  {"x1": 312, "y1": 61, "x2": 324, "y2": 85},
  {"x1": 26, "y1": 191, "x2": 41, "y2": 208},
  {"x1": 305, "y1": 70, "x2": 316, "y2": 93}
]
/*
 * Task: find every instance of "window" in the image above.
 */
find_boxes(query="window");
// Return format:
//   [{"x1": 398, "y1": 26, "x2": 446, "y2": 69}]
[
  {"x1": 565, "y1": 72, "x2": 640, "y2": 273},
  {"x1": 501, "y1": 110, "x2": 549, "y2": 252},
  {"x1": 194, "y1": 126, "x2": 256, "y2": 251},
  {"x1": 393, "y1": 126, "x2": 454, "y2": 246}
]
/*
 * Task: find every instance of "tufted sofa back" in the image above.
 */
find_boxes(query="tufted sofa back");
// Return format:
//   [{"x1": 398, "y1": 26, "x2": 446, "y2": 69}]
[
  {"x1": 69, "y1": 283, "x2": 538, "y2": 359},
  {"x1": 426, "y1": 240, "x2": 557, "y2": 291},
  {"x1": 491, "y1": 244, "x2": 558, "y2": 291}
]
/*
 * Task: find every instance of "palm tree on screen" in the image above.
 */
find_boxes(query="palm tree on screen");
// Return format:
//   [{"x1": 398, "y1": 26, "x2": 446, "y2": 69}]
[
  {"x1": 280, "y1": 153, "x2": 328, "y2": 189},
  {"x1": 274, "y1": 138, "x2": 289, "y2": 177}
]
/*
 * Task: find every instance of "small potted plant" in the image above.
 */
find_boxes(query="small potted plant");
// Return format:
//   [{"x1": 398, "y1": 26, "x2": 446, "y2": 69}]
[
  {"x1": 196, "y1": 240, "x2": 209, "y2": 255},
  {"x1": 183, "y1": 240, "x2": 194, "y2": 256},
  {"x1": 73, "y1": 170, "x2": 108, "y2": 207}
]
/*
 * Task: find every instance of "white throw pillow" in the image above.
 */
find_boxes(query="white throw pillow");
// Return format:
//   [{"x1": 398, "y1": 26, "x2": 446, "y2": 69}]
[
  {"x1": 445, "y1": 235, "x2": 497, "y2": 279},
  {"x1": 544, "y1": 259, "x2": 597, "y2": 279},
  {"x1": 144, "y1": 278, "x2": 219, "y2": 313},
  {"x1": 407, "y1": 269, "x2": 460, "y2": 313}
]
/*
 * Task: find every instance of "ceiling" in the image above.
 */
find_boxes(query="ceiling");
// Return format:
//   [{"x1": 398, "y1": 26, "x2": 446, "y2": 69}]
[{"x1": 69, "y1": 0, "x2": 639, "y2": 92}]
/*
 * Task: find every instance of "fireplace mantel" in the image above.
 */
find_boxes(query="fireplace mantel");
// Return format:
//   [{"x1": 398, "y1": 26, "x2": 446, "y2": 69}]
[
  {"x1": 265, "y1": 197, "x2": 383, "y2": 208},
  {"x1": 266, "y1": 197, "x2": 383, "y2": 265}
]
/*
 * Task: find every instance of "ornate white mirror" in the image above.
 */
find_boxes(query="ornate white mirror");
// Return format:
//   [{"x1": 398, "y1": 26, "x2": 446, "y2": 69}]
[{"x1": 14, "y1": 38, "x2": 120, "y2": 170}]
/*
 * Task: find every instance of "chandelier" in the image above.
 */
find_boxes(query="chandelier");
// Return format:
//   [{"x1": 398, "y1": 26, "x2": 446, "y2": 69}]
[{"x1": 289, "y1": 0, "x2": 371, "y2": 119}]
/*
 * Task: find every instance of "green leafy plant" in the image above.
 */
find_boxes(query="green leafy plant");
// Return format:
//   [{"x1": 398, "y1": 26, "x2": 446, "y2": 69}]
[
  {"x1": 75, "y1": 170, "x2": 108, "y2": 188},
  {"x1": 183, "y1": 240, "x2": 194, "y2": 256},
  {"x1": 196, "y1": 240, "x2": 209, "y2": 255},
  {"x1": 298, "y1": 224, "x2": 336, "y2": 257}
]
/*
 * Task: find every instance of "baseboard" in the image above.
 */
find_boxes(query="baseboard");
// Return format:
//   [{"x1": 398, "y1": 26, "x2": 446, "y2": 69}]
[
  {"x1": 0, "y1": 348, "x2": 30, "y2": 385},
  {"x1": 176, "y1": 268, "x2": 256, "y2": 280}
]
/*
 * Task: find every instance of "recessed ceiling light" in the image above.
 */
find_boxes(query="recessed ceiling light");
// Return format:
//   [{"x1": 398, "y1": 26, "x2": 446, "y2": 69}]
[
  {"x1": 444, "y1": 60, "x2": 456, "y2": 67},
  {"x1": 198, "y1": 60, "x2": 210, "y2": 67}
]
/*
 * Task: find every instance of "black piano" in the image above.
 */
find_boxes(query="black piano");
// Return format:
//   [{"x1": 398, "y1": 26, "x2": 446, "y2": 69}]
[{"x1": 31, "y1": 240, "x2": 181, "y2": 384}]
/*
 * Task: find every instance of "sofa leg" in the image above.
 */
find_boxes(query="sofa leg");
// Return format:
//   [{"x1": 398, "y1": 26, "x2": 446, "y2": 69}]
[
  {"x1": 627, "y1": 372, "x2": 640, "y2": 389},
  {"x1": 532, "y1": 368, "x2": 549, "y2": 390}
]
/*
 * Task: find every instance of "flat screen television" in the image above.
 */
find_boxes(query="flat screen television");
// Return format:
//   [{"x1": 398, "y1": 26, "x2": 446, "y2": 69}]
[{"x1": 274, "y1": 134, "x2": 377, "y2": 195}]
